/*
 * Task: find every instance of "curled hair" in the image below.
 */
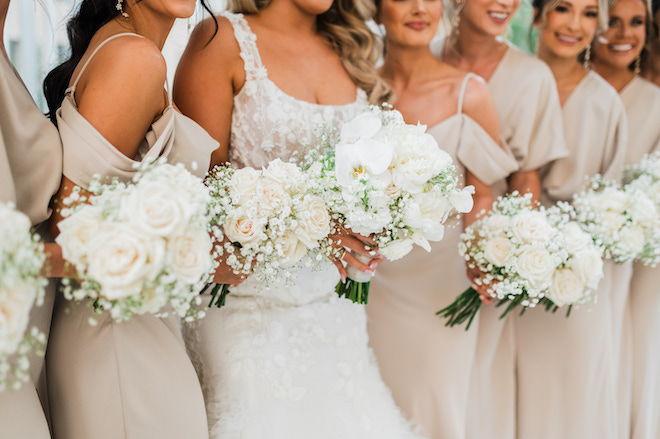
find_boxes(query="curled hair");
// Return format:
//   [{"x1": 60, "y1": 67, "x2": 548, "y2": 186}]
[
  {"x1": 43, "y1": 0, "x2": 217, "y2": 124},
  {"x1": 227, "y1": 0, "x2": 392, "y2": 104}
]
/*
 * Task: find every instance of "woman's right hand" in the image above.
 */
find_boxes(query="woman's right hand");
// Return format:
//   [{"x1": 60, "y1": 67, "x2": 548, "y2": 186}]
[
  {"x1": 327, "y1": 228, "x2": 383, "y2": 282},
  {"x1": 210, "y1": 235, "x2": 250, "y2": 286},
  {"x1": 466, "y1": 265, "x2": 494, "y2": 305}
]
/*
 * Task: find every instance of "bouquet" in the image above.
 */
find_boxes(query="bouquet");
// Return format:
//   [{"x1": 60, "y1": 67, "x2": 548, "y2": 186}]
[
  {"x1": 205, "y1": 158, "x2": 332, "y2": 307},
  {"x1": 572, "y1": 174, "x2": 660, "y2": 265},
  {"x1": 56, "y1": 162, "x2": 216, "y2": 323},
  {"x1": 437, "y1": 193, "x2": 603, "y2": 330},
  {"x1": 0, "y1": 202, "x2": 47, "y2": 390},
  {"x1": 302, "y1": 105, "x2": 474, "y2": 304}
]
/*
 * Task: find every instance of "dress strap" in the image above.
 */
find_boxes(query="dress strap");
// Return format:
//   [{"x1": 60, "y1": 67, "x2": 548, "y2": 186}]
[
  {"x1": 66, "y1": 32, "x2": 145, "y2": 95},
  {"x1": 222, "y1": 12, "x2": 266, "y2": 81},
  {"x1": 457, "y1": 72, "x2": 479, "y2": 115}
]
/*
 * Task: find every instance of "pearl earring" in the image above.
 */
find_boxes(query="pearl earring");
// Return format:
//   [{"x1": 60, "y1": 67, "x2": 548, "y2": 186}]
[{"x1": 116, "y1": 0, "x2": 129, "y2": 18}]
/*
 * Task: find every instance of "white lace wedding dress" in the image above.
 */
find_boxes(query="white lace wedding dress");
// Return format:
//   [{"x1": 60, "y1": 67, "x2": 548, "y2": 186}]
[{"x1": 185, "y1": 12, "x2": 426, "y2": 439}]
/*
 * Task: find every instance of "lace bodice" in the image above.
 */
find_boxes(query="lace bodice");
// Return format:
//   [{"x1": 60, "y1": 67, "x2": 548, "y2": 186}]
[
  {"x1": 223, "y1": 13, "x2": 368, "y2": 304},
  {"x1": 224, "y1": 12, "x2": 368, "y2": 169}
]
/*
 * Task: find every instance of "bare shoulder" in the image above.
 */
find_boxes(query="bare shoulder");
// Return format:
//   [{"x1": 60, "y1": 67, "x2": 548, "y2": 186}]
[
  {"x1": 457, "y1": 72, "x2": 500, "y2": 141},
  {"x1": 184, "y1": 15, "x2": 242, "y2": 69}
]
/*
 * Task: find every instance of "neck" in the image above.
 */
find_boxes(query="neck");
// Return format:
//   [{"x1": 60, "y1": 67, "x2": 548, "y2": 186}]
[
  {"x1": 119, "y1": 6, "x2": 175, "y2": 50},
  {"x1": 381, "y1": 43, "x2": 439, "y2": 88},
  {"x1": 450, "y1": 19, "x2": 504, "y2": 64},
  {"x1": 591, "y1": 58, "x2": 634, "y2": 92},
  {"x1": 257, "y1": 1, "x2": 318, "y2": 35},
  {"x1": 538, "y1": 45, "x2": 585, "y2": 84}
]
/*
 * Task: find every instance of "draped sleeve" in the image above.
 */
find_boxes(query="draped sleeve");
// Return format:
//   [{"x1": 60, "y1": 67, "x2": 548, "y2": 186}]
[{"x1": 620, "y1": 76, "x2": 660, "y2": 165}]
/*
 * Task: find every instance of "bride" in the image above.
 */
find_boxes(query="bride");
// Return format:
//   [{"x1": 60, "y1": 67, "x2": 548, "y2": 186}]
[{"x1": 174, "y1": 0, "x2": 425, "y2": 437}]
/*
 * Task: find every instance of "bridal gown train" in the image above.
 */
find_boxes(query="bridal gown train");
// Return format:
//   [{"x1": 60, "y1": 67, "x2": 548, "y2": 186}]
[
  {"x1": 46, "y1": 33, "x2": 217, "y2": 439},
  {"x1": 0, "y1": 47, "x2": 62, "y2": 439},
  {"x1": 185, "y1": 13, "x2": 425, "y2": 439}
]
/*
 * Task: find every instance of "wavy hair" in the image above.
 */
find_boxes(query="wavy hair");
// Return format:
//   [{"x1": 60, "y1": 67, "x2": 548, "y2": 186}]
[
  {"x1": 227, "y1": 0, "x2": 392, "y2": 104},
  {"x1": 43, "y1": 0, "x2": 217, "y2": 124}
]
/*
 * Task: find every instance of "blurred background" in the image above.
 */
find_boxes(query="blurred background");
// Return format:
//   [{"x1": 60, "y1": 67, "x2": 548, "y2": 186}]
[{"x1": 4, "y1": 0, "x2": 533, "y2": 112}]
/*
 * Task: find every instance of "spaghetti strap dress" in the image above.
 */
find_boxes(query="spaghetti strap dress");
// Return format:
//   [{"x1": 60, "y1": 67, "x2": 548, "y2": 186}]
[
  {"x1": 366, "y1": 72, "x2": 518, "y2": 439},
  {"x1": 0, "y1": 46, "x2": 62, "y2": 439},
  {"x1": 46, "y1": 33, "x2": 218, "y2": 439}
]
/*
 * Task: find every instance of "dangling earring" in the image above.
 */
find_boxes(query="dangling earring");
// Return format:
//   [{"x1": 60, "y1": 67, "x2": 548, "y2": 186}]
[
  {"x1": 634, "y1": 56, "x2": 641, "y2": 74},
  {"x1": 116, "y1": 0, "x2": 129, "y2": 18},
  {"x1": 583, "y1": 43, "x2": 591, "y2": 69}
]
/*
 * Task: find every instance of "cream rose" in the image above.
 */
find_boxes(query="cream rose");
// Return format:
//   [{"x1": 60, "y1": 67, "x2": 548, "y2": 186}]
[
  {"x1": 229, "y1": 167, "x2": 261, "y2": 205},
  {"x1": 511, "y1": 211, "x2": 555, "y2": 244},
  {"x1": 601, "y1": 211, "x2": 626, "y2": 233},
  {"x1": 121, "y1": 182, "x2": 191, "y2": 237},
  {"x1": 486, "y1": 214, "x2": 510, "y2": 231},
  {"x1": 380, "y1": 238, "x2": 414, "y2": 261},
  {"x1": 168, "y1": 230, "x2": 214, "y2": 284},
  {"x1": 562, "y1": 222, "x2": 592, "y2": 254},
  {"x1": 514, "y1": 246, "x2": 556, "y2": 288},
  {"x1": 628, "y1": 191, "x2": 658, "y2": 226},
  {"x1": 56, "y1": 206, "x2": 102, "y2": 265},
  {"x1": 483, "y1": 236, "x2": 514, "y2": 266},
  {"x1": 278, "y1": 232, "x2": 308, "y2": 265},
  {"x1": 224, "y1": 211, "x2": 263, "y2": 246},
  {"x1": 256, "y1": 179, "x2": 290, "y2": 213},
  {"x1": 594, "y1": 187, "x2": 628, "y2": 214},
  {"x1": 86, "y1": 223, "x2": 165, "y2": 300},
  {"x1": 619, "y1": 225, "x2": 646, "y2": 255},
  {"x1": 263, "y1": 159, "x2": 303, "y2": 190},
  {"x1": 295, "y1": 195, "x2": 330, "y2": 248},
  {"x1": 0, "y1": 283, "x2": 36, "y2": 356},
  {"x1": 546, "y1": 268, "x2": 586, "y2": 307},
  {"x1": 568, "y1": 248, "x2": 604, "y2": 289}
]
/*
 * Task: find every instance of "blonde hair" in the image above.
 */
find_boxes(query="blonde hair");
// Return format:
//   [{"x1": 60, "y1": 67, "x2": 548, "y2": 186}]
[{"x1": 227, "y1": 0, "x2": 392, "y2": 104}]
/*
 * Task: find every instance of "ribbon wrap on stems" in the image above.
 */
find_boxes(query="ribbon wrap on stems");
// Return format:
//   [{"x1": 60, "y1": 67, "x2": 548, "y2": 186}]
[{"x1": 335, "y1": 252, "x2": 373, "y2": 304}]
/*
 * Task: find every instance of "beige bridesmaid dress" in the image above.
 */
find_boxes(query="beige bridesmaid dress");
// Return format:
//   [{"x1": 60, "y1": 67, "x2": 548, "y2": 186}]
[
  {"x1": 366, "y1": 73, "x2": 518, "y2": 439},
  {"x1": 621, "y1": 76, "x2": 660, "y2": 439},
  {"x1": 515, "y1": 71, "x2": 628, "y2": 439},
  {"x1": 0, "y1": 49, "x2": 62, "y2": 438},
  {"x1": 45, "y1": 33, "x2": 217, "y2": 439}
]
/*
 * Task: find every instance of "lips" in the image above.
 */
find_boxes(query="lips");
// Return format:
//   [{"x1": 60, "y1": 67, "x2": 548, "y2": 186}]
[
  {"x1": 488, "y1": 11, "x2": 510, "y2": 22},
  {"x1": 406, "y1": 21, "x2": 430, "y2": 30},
  {"x1": 609, "y1": 43, "x2": 634, "y2": 51},
  {"x1": 556, "y1": 33, "x2": 580, "y2": 44}
]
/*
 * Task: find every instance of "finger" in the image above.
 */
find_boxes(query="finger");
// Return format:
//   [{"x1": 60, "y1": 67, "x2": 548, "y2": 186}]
[
  {"x1": 343, "y1": 250, "x2": 374, "y2": 275},
  {"x1": 339, "y1": 234, "x2": 380, "y2": 258},
  {"x1": 347, "y1": 228, "x2": 377, "y2": 246},
  {"x1": 330, "y1": 257, "x2": 347, "y2": 282}
]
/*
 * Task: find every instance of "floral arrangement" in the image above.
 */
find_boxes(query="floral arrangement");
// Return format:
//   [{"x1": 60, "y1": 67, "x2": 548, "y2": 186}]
[
  {"x1": 571, "y1": 174, "x2": 660, "y2": 265},
  {"x1": 0, "y1": 202, "x2": 47, "y2": 390},
  {"x1": 437, "y1": 193, "x2": 603, "y2": 330},
  {"x1": 205, "y1": 158, "x2": 332, "y2": 307},
  {"x1": 300, "y1": 105, "x2": 474, "y2": 304},
  {"x1": 56, "y1": 162, "x2": 216, "y2": 323}
]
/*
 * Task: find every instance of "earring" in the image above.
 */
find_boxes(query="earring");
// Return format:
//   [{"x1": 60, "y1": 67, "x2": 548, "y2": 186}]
[
  {"x1": 634, "y1": 56, "x2": 641, "y2": 74},
  {"x1": 116, "y1": 0, "x2": 129, "y2": 18},
  {"x1": 583, "y1": 43, "x2": 591, "y2": 69}
]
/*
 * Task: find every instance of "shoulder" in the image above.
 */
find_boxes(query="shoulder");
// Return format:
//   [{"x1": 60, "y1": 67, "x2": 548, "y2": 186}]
[
  {"x1": 497, "y1": 45, "x2": 556, "y2": 87},
  {"x1": 186, "y1": 15, "x2": 240, "y2": 60},
  {"x1": 623, "y1": 76, "x2": 660, "y2": 100},
  {"x1": 96, "y1": 35, "x2": 166, "y2": 83},
  {"x1": 460, "y1": 73, "x2": 494, "y2": 114},
  {"x1": 583, "y1": 71, "x2": 622, "y2": 106}
]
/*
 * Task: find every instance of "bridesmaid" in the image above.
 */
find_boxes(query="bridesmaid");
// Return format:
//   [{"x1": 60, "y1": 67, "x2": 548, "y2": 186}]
[
  {"x1": 514, "y1": 0, "x2": 629, "y2": 437},
  {"x1": 0, "y1": 0, "x2": 62, "y2": 436},
  {"x1": 432, "y1": 0, "x2": 568, "y2": 437},
  {"x1": 366, "y1": 1, "x2": 518, "y2": 438},
  {"x1": 592, "y1": 1, "x2": 660, "y2": 437},
  {"x1": 42, "y1": 1, "x2": 220, "y2": 438}
]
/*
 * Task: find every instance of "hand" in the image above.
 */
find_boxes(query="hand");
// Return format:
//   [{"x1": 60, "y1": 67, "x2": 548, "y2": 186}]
[
  {"x1": 466, "y1": 265, "x2": 494, "y2": 305},
  {"x1": 210, "y1": 234, "x2": 250, "y2": 286},
  {"x1": 327, "y1": 227, "x2": 383, "y2": 282}
]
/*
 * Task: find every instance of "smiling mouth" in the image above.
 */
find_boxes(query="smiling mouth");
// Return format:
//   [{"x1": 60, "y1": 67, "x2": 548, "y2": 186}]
[
  {"x1": 488, "y1": 11, "x2": 510, "y2": 21},
  {"x1": 609, "y1": 43, "x2": 633, "y2": 51},
  {"x1": 556, "y1": 33, "x2": 580, "y2": 44}
]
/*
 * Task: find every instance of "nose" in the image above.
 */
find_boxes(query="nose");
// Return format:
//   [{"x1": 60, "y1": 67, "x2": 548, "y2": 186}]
[
  {"x1": 566, "y1": 11, "x2": 581, "y2": 31},
  {"x1": 620, "y1": 21, "x2": 634, "y2": 38},
  {"x1": 496, "y1": 0, "x2": 515, "y2": 9},
  {"x1": 411, "y1": 0, "x2": 427, "y2": 13}
]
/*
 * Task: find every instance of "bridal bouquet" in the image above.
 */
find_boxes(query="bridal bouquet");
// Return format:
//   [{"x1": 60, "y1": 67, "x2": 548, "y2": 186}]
[
  {"x1": 572, "y1": 174, "x2": 660, "y2": 265},
  {"x1": 303, "y1": 105, "x2": 474, "y2": 304},
  {"x1": 56, "y1": 162, "x2": 216, "y2": 323},
  {"x1": 0, "y1": 202, "x2": 47, "y2": 390},
  {"x1": 437, "y1": 193, "x2": 603, "y2": 330},
  {"x1": 205, "y1": 158, "x2": 332, "y2": 307}
]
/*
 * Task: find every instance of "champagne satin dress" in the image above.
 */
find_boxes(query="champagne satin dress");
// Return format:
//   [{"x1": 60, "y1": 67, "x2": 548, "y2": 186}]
[
  {"x1": 366, "y1": 73, "x2": 518, "y2": 439},
  {"x1": 0, "y1": 49, "x2": 62, "y2": 438},
  {"x1": 515, "y1": 71, "x2": 629, "y2": 439},
  {"x1": 620, "y1": 75, "x2": 660, "y2": 439},
  {"x1": 45, "y1": 33, "x2": 217, "y2": 439}
]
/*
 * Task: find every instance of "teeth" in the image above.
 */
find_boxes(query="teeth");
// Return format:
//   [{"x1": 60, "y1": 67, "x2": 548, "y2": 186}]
[
  {"x1": 489, "y1": 12, "x2": 509, "y2": 19},
  {"x1": 557, "y1": 34, "x2": 579, "y2": 43},
  {"x1": 610, "y1": 44, "x2": 633, "y2": 51}
]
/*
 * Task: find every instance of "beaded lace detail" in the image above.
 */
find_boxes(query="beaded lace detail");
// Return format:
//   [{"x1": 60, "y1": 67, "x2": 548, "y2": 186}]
[{"x1": 224, "y1": 12, "x2": 367, "y2": 169}]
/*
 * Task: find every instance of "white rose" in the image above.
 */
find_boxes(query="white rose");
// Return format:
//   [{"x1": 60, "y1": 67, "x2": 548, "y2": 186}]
[
  {"x1": 263, "y1": 159, "x2": 303, "y2": 190},
  {"x1": 514, "y1": 245, "x2": 557, "y2": 288},
  {"x1": 546, "y1": 268, "x2": 586, "y2": 307},
  {"x1": 256, "y1": 179, "x2": 290, "y2": 213},
  {"x1": 483, "y1": 236, "x2": 513, "y2": 266},
  {"x1": 414, "y1": 191, "x2": 452, "y2": 241},
  {"x1": 384, "y1": 182, "x2": 403, "y2": 199},
  {"x1": 450, "y1": 186, "x2": 475, "y2": 214},
  {"x1": 229, "y1": 167, "x2": 261, "y2": 205},
  {"x1": 224, "y1": 211, "x2": 263, "y2": 246},
  {"x1": 595, "y1": 187, "x2": 627, "y2": 214},
  {"x1": 168, "y1": 229, "x2": 214, "y2": 284},
  {"x1": 390, "y1": 132, "x2": 452, "y2": 194},
  {"x1": 568, "y1": 249, "x2": 604, "y2": 289},
  {"x1": 295, "y1": 195, "x2": 330, "y2": 248},
  {"x1": 0, "y1": 283, "x2": 36, "y2": 356},
  {"x1": 86, "y1": 223, "x2": 165, "y2": 300},
  {"x1": 511, "y1": 211, "x2": 556, "y2": 244},
  {"x1": 278, "y1": 232, "x2": 308, "y2": 265},
  {"x1": 380, "y1": 238, "x2": 414, "y2": 261},
  {"x1": 121, "y1": 182, "x2": 192, "y2": 237},
  {"x1": 628, "y1": 191, "x2": 658, "y2": 226},
  {"x1": 562, "y1": 222, "x2": 592, "y2": 254},
  {"x1": 56, "y1": 206, "x2": 102, "y2": 265},
  {"x1": 601, "y1": 211, "x2": 626, "y2": 233},
  {"x1": 0, "y1": 205, "x2": 31, "y2": 252},
  {"x1": 619, "y1": 225, "x2": 646, "y2": 256},
  {"x1": 486, "y1": 214, "x2": 510, "y2": 231}
]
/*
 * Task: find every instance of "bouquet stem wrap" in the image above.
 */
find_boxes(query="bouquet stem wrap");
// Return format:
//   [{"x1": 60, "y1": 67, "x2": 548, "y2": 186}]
[{"x1": 336, "y1": 252, "x2": 372, "y2": 304}]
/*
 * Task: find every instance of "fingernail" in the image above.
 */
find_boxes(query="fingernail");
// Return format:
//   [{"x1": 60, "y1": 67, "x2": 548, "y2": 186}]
[{"x1": 365, "y1": 269, "x2": 374, "y2": 276}]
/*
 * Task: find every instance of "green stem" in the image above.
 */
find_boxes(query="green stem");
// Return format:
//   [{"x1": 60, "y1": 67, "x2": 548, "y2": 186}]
[
  {"x1": 335, "y1": 279, "x2": 371, "y2": 305},
  {"x1": 436, "y1": 287, "x2": 482, "y2": 331},
  {"x1": 208, "y1": 283, "x2": 231, "y2": 308}
]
